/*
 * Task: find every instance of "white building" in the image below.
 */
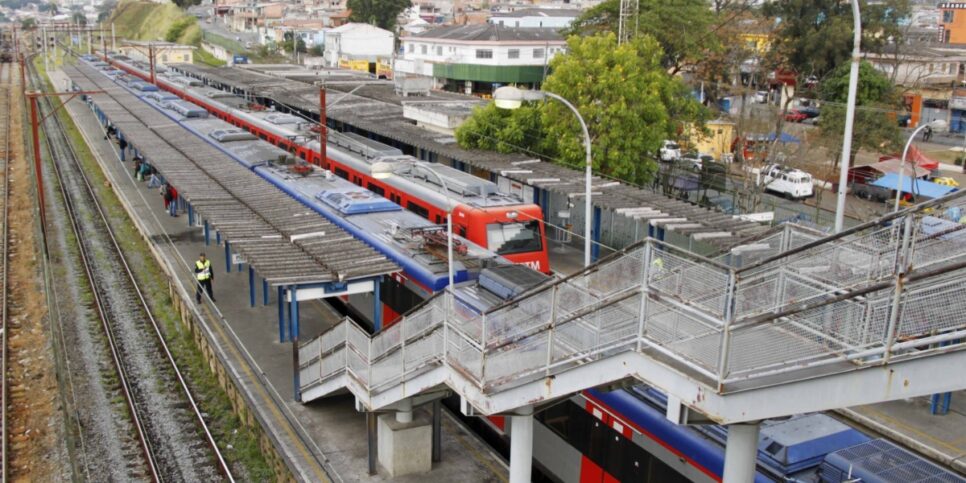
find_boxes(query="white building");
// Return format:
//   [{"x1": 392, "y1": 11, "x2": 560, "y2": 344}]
[
  {"x1": 487, "y1": 8, "x2": 581, "y2": 29},
  {"x1": 865, "y1": 44, "x2": 966, "y2": 87},
  {"x1": 323, "y1": 22, "x2": 395, "y2": 68},
  {"x1": 395, "y1": 24, "x2": 566, "y2": 94}
]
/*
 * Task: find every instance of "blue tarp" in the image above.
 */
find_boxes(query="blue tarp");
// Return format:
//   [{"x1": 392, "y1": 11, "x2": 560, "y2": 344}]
[
  {"x1": 871, "y1": 173, "x2": 957, "y2": 199},
  {"x1": 768, "y1": 132, "x2": 801, "y2": 143},
  {"x1": 747, "y1": 132, "x2": 802, "y2": 144}
]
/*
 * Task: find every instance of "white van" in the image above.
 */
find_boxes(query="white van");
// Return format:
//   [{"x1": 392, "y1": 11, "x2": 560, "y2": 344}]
[
  {"x1": 659, "y1": 140, "x2": 681, "y2": 162},
  {"x1": 760, "y1": 164, "x2": 814, "y2": 199}
]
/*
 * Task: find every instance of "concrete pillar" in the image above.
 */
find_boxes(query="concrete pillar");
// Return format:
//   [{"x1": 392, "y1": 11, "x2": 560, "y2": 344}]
[
  {"x1": 723, "y1": 422, "x2": 761, "y2": 483},
  {"x1": 510, "y1": 410, "x2": 534, "y2": 483},
  {"x1": 396, "y1": 398, "x2": 413, "y2": 423}
]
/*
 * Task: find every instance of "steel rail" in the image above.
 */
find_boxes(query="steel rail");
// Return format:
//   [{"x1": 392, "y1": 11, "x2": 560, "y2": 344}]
[
  {"x1": 27, "y1": 60, "x2": 234, "y2": 482},
  {"x1": 1, "y1": 60, "x2": 13, "y2": 483}
]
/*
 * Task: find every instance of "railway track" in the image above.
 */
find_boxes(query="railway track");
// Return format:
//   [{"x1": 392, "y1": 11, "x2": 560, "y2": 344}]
[
  {"x1": 26, "y1": 59, "x2": 233, "y2": 482},
  {"x1": 1, "y1": 60, "x2": 14, "y2": 483}
]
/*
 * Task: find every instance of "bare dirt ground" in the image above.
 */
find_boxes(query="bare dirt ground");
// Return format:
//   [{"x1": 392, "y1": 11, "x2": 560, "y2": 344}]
[{"x1": 4, "y1": 66, "x2": 72, "y2": 481}]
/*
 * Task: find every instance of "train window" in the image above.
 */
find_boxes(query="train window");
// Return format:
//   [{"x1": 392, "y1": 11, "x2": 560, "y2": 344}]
[
  {"x1": 334, "y1": 167, "x2": 349, "y2": 180},
  {"x1": 380, "y1": 277, "x2": 421, "y2": 316},
  {"x1": 407, "y1": 202, "x2": 429, "y2": 219},
  {"x1": 436, "y1": 215, "x2": 442, "y2": 224},
  {"x1": 458, "y1": 226, "x2": 467, "y2": 237},
  {"x1": 367, "y1": 183, "x2": 385, "y2": 196},
  {"x1": 536, "y1": 401, "x2": 689, "y2": 483},
  {"x1": 486, "y1": 221, "x2": 543, "y2": 255}
]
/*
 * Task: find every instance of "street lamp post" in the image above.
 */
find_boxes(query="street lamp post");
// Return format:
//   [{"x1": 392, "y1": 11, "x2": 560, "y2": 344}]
[
  {"x1": 894, "y1": 122, "x2": 940, "y2": 212},
  {"x1": 372, "y1": 161, "x2": 455, "y2": 291},
  {"x1": 834, "y1": 0, "x2": 862, "y2": 233},
  {"x1": 494, "y1": 86, "x2": 594, "y2": 267}
]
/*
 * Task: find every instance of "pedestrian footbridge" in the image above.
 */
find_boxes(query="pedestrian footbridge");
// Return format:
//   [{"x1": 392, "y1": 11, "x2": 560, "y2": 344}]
[{"x1": 299, "y1": 190, "x2": 966, "y2": 481}]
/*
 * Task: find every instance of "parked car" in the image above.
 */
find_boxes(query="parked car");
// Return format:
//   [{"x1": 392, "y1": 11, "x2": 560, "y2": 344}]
[
  {"x1": 754, "y1": 90, "x2": 769, "y2": 104},
  {"x1": 680, "y1": 152, "x2": 715, "y2": 170},
  {"x1": 799, "y1": 107, "x2": 820, "y2": 119},
  {"x1": 760, "y1": 164, "x2": 814, "y2": 199},
  {"x1": 659, "y1": 140, "x2": 681, "y2": 162},
  {"x1": 784, "y1": 110, "x2": 808, "y2": 123}
]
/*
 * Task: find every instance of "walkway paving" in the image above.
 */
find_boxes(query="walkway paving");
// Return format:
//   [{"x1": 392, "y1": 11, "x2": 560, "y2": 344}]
[{"x1": 56, "y1": 68, "x2": 507, "y2": 482}]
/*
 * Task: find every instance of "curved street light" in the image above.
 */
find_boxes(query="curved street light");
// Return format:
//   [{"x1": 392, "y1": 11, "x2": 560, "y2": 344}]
[{"x1": 493, "y1": 86, "x2": 594, "y2": 268}]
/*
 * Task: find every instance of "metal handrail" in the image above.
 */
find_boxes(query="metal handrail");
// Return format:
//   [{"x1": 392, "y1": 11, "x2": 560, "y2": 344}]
[{"x1": 299, "y1": 196, "x2": 966, "y2": 410}]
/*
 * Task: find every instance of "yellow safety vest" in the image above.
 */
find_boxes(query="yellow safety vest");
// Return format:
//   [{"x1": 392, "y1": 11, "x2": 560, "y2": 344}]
[{"x1": 196, "y1": 259, "x2": 212, "y2": 281}]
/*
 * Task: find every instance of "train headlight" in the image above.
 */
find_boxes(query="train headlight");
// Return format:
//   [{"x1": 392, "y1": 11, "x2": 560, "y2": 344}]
[{"x1": 506, "y1": 211, "x2": 518, "y2": 220}]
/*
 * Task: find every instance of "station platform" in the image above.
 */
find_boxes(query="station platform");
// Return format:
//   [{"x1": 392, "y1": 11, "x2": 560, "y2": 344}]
[
  {"x1": 840, "y1": 393, "x2": 966, "y2": 474},
  {"x1": 53, "y1": 68, "x2": 508, "y2": 482}
]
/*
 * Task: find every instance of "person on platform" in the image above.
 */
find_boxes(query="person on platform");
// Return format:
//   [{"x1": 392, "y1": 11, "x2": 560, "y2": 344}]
[
  {"x1": 195, "y1": 253, "x2": 215, "y2": 303},
  {"x1": 167, "y1": 185, "x2": 179, "y2": 217},
  {"x1": 162, "y1": 183, "x2": 172, "y2": 211}
]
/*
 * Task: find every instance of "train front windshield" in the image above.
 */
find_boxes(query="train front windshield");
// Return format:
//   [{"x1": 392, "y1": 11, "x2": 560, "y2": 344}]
[{"x1": 486, "y1": 221, "x2": 543, "y2": 255}]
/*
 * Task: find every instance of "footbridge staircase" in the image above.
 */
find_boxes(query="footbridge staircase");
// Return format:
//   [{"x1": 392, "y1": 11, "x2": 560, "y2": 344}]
[{"x1": 299, "y1": 190, "x2": 966, "y2": 480}]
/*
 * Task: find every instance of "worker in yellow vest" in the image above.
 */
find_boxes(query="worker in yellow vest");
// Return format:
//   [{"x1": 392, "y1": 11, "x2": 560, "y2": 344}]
[{"x1": 195, "y1": 252, "x2": 215, "y2": 304}]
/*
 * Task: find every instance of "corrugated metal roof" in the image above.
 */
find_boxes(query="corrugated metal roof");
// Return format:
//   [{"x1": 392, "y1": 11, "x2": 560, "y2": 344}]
[{"x1": 66, "y1": 62, "x2": 399, "y2": 285}]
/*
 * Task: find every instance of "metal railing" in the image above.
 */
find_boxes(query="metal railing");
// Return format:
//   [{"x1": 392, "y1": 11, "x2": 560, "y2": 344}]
[{"x1": 300, "y1": 189, "x2": 966, "y2": 407}]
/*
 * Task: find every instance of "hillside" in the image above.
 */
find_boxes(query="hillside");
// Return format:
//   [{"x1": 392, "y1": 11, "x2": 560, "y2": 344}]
[{"x1": 108, "y1": 0, "x2": 223, "y2": 65}]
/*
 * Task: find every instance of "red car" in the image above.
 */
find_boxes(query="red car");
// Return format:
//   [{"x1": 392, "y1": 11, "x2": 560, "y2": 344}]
[{"x1": 784, "y1": 110, "x2": 808, "y2": 122}]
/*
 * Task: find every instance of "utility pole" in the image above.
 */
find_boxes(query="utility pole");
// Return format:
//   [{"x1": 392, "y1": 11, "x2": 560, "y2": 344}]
[
  {"x1": 617, "y1": 0, "x2": 639, "y2": 45},
  {"x1": 87, "y1": 28, "x2": 92, "y2": 55},
  {"x1": 111, "y1": 22, "x2": 116, "y2": 52},
  {"x1": 27, "y1": 93, "x2": 47, "y2": 245},
  {"x1": 42, "y1": 26, "x2": 48, "y2": 73},
  {"x1": 149, "y1": 43, "x2": 156, "y2": 84},
  {"x1": 319, "y1": 86, "x2": 326, "y2": 167},
  {"x1": 25, "y1": 87, "x2": 104, "y2": 252}
]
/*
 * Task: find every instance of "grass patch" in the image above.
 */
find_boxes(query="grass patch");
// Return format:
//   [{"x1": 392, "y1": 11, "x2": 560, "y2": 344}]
[
  {"x1": 194, "y1": 48, "x2": 226, "y2": 67},
  {"x1": 37, "y1": 58, "x2": 274, "y2": 481}
]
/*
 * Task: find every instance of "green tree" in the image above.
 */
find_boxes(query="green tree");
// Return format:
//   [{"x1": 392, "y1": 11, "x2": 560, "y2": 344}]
[
  {"x1": 457, "y1": 33, "x2": 706, "y2": 184},
  {"x1": 20, "y1": 17, "x2": 36, "y2": 30},
  {"x1": 347, "y1": 0, "x2": 412, "y2": 30},
  {"x1": 165, "y1": 16, "x2": 195, "y2": 43},
  {"x1": 72, "y1": 12, "x2": 87, "y2": 26},
  {"x1": 542, "y1": 33, "x2": 705, "y2": 182},
  {"x1": 456, "y1": 103, "x2": 543, "y2": 154},
  {"x1": 762, "y1": 0, "x2": 910, "y2": 81},
  {"x1": 819, "y1": 61, "x2": 902, "y2": 163},
  {"x1": 567, "y1": 0, "x2": 717, "y2": 74}
]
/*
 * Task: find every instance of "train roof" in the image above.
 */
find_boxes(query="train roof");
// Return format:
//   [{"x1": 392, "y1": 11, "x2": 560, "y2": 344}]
[
  {"x1": 152, "y1": 70, "x2": 534, "y2": 209},
  {"x1": 821, "y1": 439, "x2": 965, "y2": 483},
  {"x1": 166, "y1": 62, "x2": 771, "y2": 248}
]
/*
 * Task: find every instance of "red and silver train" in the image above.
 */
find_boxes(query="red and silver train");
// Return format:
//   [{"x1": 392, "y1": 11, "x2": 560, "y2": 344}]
[{"x1": 102, "y1": 55, "x2": 551, "y2": 274}]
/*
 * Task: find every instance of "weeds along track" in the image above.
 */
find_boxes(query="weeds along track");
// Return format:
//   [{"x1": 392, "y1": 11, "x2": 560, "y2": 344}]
[{"x1": 26, "y1": 60, "x2": 232, "y2": 482}]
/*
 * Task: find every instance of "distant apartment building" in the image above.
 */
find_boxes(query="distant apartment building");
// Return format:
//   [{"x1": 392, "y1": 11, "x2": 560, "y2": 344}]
[
  {"x1": 939, "y1": 3, "x2": 966, "y2": 44},
  {"x1": 395, "y1": 24, "x2": 565, "y2": 95},
  {"x1": 487, "y1": 8, "x2": 580, "y2": 29},
  {"x1": 324, "y1": 23, "x2": 395, "y2": 75},
  {"x1": 119, "y1": 42, "x2": 194, "y2": 66}
]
